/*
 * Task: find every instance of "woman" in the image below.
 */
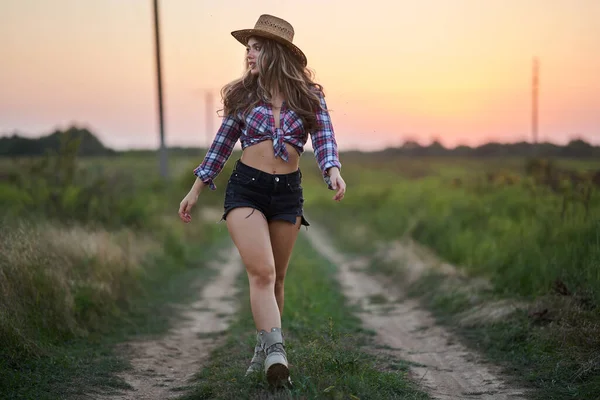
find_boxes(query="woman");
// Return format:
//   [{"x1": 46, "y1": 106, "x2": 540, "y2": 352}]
[{"x1": 178, "y1": 14, "x2": 346, "y2": 386}]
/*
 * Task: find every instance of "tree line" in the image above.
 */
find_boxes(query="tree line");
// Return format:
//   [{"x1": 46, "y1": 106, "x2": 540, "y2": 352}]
[
  {"x1": 375, "y1": 138, "x2": 600, "y2": 158},
  {"x1": 1, "y1": 126, "x2": 599, "y2": 158}
]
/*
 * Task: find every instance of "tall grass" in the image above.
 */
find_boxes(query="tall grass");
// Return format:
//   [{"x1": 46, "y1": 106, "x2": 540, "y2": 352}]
[
  {"x1": 0, "y1": 221, "x2": 153, "y2": 362},
  {"x1": 305, "y1": 158, "x2": 600, "y2": 304},
  {"x1": 299, "y1": 155, "x2": 600, "y2": 399},
  {"x1": 0, "y1": 132, "x2": 153, "y2": 228},
  {"x1": 0, "y1": 135, "x2": 229, "y2": 398}
]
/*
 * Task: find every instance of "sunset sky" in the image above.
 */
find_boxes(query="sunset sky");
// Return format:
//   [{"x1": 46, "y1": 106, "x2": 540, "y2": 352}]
[{"x1": 1, "y1": 0, "x2": 599, "y2": 151}]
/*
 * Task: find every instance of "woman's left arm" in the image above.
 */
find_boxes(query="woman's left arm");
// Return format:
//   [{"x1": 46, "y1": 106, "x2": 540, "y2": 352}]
[{"x1": 310, "y1": 89, "x2": 346, "y2": 201}]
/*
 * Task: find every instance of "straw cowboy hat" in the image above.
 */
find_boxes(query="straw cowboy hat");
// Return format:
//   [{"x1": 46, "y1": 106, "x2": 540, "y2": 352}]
[{"x1": 231, "y1": 14, "x2": 307, "y2": 67}]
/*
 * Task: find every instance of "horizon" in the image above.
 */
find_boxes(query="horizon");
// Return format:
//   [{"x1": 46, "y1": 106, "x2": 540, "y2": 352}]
[
  {"x1": 2, "y1": 0, "x2": 599, "y2": 152},
  {"x1": 4, "y1": 124, "x2": 597, "y2": 155}
]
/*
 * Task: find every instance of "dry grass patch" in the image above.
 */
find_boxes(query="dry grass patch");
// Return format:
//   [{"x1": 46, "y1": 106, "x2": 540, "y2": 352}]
[{"x1": 0, "y1": 220, "x2": 158, "y2": 362}]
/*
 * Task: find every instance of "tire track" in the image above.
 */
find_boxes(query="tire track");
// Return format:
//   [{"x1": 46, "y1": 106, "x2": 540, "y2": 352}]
[
  {"x1": 92, "y1": 247, "x2": 241, "y2": 400},
  {"x1": 305, "y1": 224, "x2": 527, "y2": 400}
]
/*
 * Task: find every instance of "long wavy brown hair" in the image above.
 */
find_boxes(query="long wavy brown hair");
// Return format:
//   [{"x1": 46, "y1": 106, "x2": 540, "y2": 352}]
[{"x1": 219, "y1": 36, "x2": 324, "y2": 132}]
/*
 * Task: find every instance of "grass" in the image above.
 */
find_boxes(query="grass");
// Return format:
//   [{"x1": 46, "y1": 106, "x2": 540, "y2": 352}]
[
  {"x1": 300, "y1": 155, "x2": 600, "y2": 400},
  {"x1": 0, "y1": 141, "x2": 233, "y2": 399},
  {"x1": 2, "y1": 147, "x2": 598, "y2": 399},
  {"x1": 304, "y1": 158, "x2": 600, "y2": 302},
  {"x1": 406, "y1": 271, "x2": 600, "y2": 400},
  {"x1": 0, "y1": 216, "x2": 230, "y2": 399},
  {"x1": 180, "y1": 234, "x2": 430, "y2": 400}
]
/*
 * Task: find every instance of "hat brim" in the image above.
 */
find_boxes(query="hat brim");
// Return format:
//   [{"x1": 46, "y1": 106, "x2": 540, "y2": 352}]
[{"x1": 231, "y1": 29, "x2": 307, "y2": 67}]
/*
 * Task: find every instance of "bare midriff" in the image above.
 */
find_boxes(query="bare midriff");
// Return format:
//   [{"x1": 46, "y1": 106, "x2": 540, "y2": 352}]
[{"x1": 240, "y1": 139, "x2": 300, "y2": 175}]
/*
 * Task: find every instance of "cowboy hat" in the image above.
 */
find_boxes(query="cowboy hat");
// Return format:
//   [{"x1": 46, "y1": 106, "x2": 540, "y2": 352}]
[{"x1": 231, "y1": 14, "x2": 307, "y2": 67}]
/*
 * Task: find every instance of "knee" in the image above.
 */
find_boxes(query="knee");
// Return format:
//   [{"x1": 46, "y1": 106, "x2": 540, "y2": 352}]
[{"x1": 248, "y1": 264, "x2": 276, "y2": 288}]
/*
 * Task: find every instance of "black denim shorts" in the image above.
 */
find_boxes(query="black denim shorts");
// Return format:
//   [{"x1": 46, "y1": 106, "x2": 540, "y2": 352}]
[{"x1": 222, "y1": 159, "x2": 310, "y2": 227}]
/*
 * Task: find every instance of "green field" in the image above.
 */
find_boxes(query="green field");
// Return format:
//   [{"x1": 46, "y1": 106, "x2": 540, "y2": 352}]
[
  {"x1": 0, "y1": 143, "x2": 229, "y2": 398},
  {"x1": 1, "y1": 138, "x2": 599, "y2": 399},
  {"x1": 300, "y1": 152, "x2": 600, "y2": 400}
]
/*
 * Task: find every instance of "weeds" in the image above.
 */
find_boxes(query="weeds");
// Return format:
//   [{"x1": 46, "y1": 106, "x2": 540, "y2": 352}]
[
  {"x1": 306, "y1": 159, "x2": 600, "y2": 304},
  {"x1": 301, "y1": 156, "x2": 600, "y2": 400},
  {"x1": 0, "y1": 131, "x2": 154, "y2": 228},
  {"x1": 0, "y1": 137, "x2": 230, "y2": 398}
]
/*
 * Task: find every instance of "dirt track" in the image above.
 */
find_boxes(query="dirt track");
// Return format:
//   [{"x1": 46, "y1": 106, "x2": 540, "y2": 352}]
[
  {"x1": 305, "y1": 224, "x2": 527, "y2": 400},
  {"x1": 92, "y1": 247, "x2": 241, "y2": 400},
  {"x1": 92, "y1": 217, "x2": 527, "y2": 400}
]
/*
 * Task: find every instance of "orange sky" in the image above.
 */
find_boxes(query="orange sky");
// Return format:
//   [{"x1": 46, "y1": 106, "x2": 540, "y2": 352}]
[{"x1": 1, "y1": 0, "x2": 599, "y2": 151}]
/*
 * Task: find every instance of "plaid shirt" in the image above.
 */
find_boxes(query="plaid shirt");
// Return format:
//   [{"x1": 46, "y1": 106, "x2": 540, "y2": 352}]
[{"x1": 193, "y1": 89, "x2": 341, "y2": 190}]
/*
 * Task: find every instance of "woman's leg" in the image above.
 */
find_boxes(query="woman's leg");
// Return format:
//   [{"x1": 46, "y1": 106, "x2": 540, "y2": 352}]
[
  {"x1": 269, "y1": 216, "x2": 302, "y2": 315},
  {"x1": 226, "y1": 207, "x2": 280, "y2": 331},
  {"x1": 227, "y1": 206, "x2": 292, "y2": 384}
]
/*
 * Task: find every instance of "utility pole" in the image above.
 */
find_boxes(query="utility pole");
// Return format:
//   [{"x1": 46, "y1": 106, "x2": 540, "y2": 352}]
[
  {"x1": 205, "y1": 90, "x2": 213, "y2": 149},
  {"x1": 532, "y1": 56, "x2": 539, "y2": 155},
  {"x1": 153, "y1": 0, "x2": 168, "y2": 178}
]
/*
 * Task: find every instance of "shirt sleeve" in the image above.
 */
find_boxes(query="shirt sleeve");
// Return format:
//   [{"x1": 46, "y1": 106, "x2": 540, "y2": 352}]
[
  {"x1": 193, "y1": 115, "x2": 242, "y2": 190},
  {"x1": 310, "y1": 89, "x2": 342, "y2": 190}
]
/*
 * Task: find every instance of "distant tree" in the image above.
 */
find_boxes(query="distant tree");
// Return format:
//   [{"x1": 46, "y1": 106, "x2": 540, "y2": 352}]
[
  {"x1": 0, "y1": 125, "x2": 115, "y2": 157},
  {"x1": 562, "y1": 138, "x2": 595, "y2": 157}
]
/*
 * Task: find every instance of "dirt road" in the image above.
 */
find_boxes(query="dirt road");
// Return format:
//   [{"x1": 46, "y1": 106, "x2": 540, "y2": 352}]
[
  {"x1": 305, "y1": 224, "x2": 527, "y2": 400},
  {"x1": 92, "y1": 218, "x2": 527, "y2": 400},
  {"x1": 93, "y1": 247, "x2": 241, "y2": 400}
]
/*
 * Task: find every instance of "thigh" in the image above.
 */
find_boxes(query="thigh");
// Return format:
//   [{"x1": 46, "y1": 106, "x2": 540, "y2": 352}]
[
  {"x1": 269, "y1": 216, "x2": 302, "y2": 279},
  {"x1": 226, "y1": 207, "x2": 275, "y2": 274}
]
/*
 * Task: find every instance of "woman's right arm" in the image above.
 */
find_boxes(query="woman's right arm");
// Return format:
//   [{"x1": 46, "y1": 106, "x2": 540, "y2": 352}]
[
  {"x1": 179, "y1": 115, "x2": 242, "y2": 223},
  {"x1": 189, "y1": 176, "x2": 207, "y2": 196},
  {"x1": 192, "y1": 115, "x2": 242, "y2": 191}
]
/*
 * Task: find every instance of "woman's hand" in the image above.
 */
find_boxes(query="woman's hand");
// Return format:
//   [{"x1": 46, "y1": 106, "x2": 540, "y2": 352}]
[
  {"x1": 328, "y1": 168, "x2": 346, "y2": 202},
  {"x1": 178, "y1": 191, "x2": 198, "y2": 223},
  {"x1": 178, "y1": 178, "x2": 206, "y2": 223}
]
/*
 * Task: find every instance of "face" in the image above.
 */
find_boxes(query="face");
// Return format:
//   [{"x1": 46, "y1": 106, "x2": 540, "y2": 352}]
[{"x1": 246, "y1": 37, "x2": 262, "y2": 75}]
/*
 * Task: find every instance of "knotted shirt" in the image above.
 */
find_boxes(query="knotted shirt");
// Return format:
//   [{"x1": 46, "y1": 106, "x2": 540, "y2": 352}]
[{"x1": 193, "y1": 88, "x2": 341, "y2": 190}]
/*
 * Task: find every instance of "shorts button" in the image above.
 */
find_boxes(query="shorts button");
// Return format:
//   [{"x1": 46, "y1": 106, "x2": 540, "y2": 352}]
[{"x1": 275, "y1": 177, "x2": 279, "y2": 182}]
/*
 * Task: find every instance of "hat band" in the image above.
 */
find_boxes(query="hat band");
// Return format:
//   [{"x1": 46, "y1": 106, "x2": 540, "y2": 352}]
[{"x1": 252, "y1": 26, "x2": 293, "y2": 42}]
